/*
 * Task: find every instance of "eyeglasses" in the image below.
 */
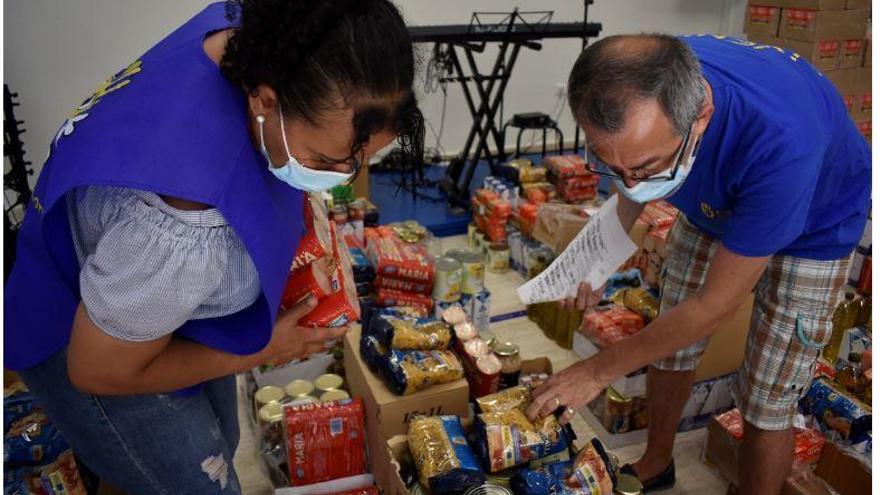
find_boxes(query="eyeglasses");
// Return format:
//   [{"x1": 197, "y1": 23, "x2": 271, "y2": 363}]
[{"x1": 584, "y1": 125, "x2": 693, "y2": 183}]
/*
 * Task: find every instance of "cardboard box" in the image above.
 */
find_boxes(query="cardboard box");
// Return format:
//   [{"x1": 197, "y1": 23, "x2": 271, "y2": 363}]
[
  {"x1": 854, "y1": 66, "x2": 871, "y2": 89},
  {"x1": 839, "y1": 38, "x2": 866, "y2": 68},
  {"x1": 747, "y1": 33, "x2": 783, "y2": 46},
  {"x1": 383, "y1": 435, "x2": 412, "y2": 495},
  {"x1": 844, "y1": 0, "x2": 870, "y2": 9},
  {"x1": 573, "y1": 333, "x2": 647, "y2": 397},
  {"x1": 848, "y1": 89, "x2": 870, "y2": 119},
  {"x1": 825, "y1": 66, "x2": 859, "y2": 92},
  {"x1": 812, "y1": 443, "x2": 872, "y2": 495},
  {"x1": 343, "y1": 326, "x2": 470, "y2": 489},
  {"x1": 863, "y1": 38, "x2": 871, "y2": 67},
  {"x1": 745, "y1": 5, "x2": 782, "y2": 36},
  {"x1": 782, "y1": 0, "x2": 846, "y2": 9},
  {"x1": 783, "y1": 38, "x2": 841, "y2": 71},
  {"x1": 780, "y1": 9, "x2": 869, "y2": 42},
  {"x1": 695, "y1": 293, "x2": 754, "y2": 382}
]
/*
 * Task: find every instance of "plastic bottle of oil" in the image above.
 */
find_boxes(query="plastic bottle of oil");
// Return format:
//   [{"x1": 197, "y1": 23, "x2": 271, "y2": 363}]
[
  {"x1": 836, "y1": 352, "x2": 868, "y2": 399},
  {"x1": 823, "y1": 293, "x2": 858, "y2": 362}
]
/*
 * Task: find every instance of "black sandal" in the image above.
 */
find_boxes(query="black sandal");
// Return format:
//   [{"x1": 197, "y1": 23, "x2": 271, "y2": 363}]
[{"x1": 620, "y1": 461, "x2": 676, "y2": 493}]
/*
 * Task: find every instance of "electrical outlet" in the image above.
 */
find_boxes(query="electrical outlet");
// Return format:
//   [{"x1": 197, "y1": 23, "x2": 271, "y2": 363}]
[{"x1": 555, "y1": 82, "x2": 567, "y2": 97}]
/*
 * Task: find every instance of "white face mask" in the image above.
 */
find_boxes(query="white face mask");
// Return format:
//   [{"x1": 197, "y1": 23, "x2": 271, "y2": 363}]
[
  {"x1": 256, "y1": 108, "x2": 353, "y2": 193},
  {"x1": 614, "y1": 129, "x2": 702, "y2": 204}
]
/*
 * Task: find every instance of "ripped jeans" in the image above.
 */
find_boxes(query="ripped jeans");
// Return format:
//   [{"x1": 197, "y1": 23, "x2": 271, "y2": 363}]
[{"x1": 20, "y1": 348, "x2": 242, "y2": 494}]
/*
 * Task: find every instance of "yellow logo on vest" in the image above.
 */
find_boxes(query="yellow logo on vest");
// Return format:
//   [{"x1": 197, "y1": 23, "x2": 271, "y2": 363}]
[{"x1": 701, "y1": 202, "x2": 717, "y2": 219}]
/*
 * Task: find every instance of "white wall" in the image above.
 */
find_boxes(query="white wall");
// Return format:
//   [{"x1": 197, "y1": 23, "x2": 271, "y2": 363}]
[{"x1": 4, "y1": 0, "x2": 745, "y2": 185}]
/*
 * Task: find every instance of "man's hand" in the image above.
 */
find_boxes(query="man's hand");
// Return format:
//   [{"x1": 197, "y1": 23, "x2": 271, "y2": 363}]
[
  {"x1": 560, "y1": 282, "x2": 606, "y2": 311},
  {"x1": 258, "y1": 295, "x2": 348, "y2": 365},
  {"x1": 526, "y1": 359, "x2": 606, "y2": 424}
]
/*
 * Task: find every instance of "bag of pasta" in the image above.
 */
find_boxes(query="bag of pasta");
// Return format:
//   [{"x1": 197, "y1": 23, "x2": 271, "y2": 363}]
[
  {"x1": 474, "y1": 386, "x2": 573, "y2": 472},
  {"x1": 366, "y1": 314, "x2": 452, "y2": 351},
  {"x1": 382, "y1": 349, "x2": 464, "y2": 395},
  {"x1": 407, "y1": 415, "x2": 484, "y2": 494}
]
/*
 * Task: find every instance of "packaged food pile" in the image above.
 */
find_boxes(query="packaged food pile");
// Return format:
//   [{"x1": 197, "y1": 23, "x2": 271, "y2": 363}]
[
  {"x1": 798, "y1": 378, "x2": 872, "y2": 457},
  {"x1": 282, "y1": 193, "x2": 360, "y2": 327},
  {"x1": 472, "y1": 186, "x2": 513, "y2": 244},
  {"x1": 435, "y1": 249, "x2": 492, "y2": 333},
  {"x1": 365, "y1": 225, "x2": 435, "y2": 314},
  {"x1": 474, "y1": 386, "x2": 574, "y2": 473},
  {"x1": 542, "y1": 155, "x2": 599, "y2": 204},
  {"x1": 715, "y1": 408, "x2": 826, "y2": 466},
  {"x1": 620, "y1": 200, "x2": 679, "y2": 288},
  {"x1": 511, "y1": 438, "x2": 618, "y2": 495},
  {"x1": 360, "y1": 313, "x2": 465, "y2": 396}
]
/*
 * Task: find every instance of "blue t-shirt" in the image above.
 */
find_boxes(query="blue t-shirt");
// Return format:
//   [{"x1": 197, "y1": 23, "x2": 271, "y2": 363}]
[{"x1": 667, "y1": 35, "x2": 870, "y2": 260}]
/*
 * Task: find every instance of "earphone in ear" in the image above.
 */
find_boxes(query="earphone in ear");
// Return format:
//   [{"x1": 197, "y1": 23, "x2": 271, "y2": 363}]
[{"x1": 256, "y1": 115, "x2": 265, "y2": 124}]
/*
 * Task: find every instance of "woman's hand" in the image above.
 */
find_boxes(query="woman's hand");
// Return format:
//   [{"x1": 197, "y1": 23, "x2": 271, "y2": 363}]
[
  {"x1": 559, "y1": 282, "x2": 606, "y2": 311},
  {"x1": 258, "y1": 295, "x2": 348, "y2": 366},
  {"x1": 526, "y1": 358, "x2": 607, "y2": 425}
]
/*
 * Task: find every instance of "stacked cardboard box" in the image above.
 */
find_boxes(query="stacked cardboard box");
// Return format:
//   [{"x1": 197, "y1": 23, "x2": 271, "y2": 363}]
[
  {"x1": 621, "y1": 200, "x2": 679, "y2": 289},
  {"x1": 744, "y1": 0, "x2": 871, "y2": 141}
]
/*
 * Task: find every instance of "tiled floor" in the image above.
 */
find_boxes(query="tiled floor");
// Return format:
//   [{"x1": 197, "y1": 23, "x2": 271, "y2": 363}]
[{"x1": 232, "y1": 235, "x2": 730, "y2": 494}]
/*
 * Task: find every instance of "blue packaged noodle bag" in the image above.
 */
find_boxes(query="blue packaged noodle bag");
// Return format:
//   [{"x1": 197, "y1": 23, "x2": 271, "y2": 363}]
[
  {"x1": 512, "y1": 438, "x2": 616, "y2": 495},
  {"x1": 4, "y1": 382, "x2": 35, "y2": 429},
  {"x1": 4, "y1": 410, "x2": 69, "y2": 466},
  {"x1": 382, "y1": 349, "x2": 464, "y2": 395},
  {"x1": 407, "y1": 415, "x2": 484, "y2": 494},
  {"x1": 798, "y1": 378, "x2": 871, "y2": 451},
  {"x1": 365, "y1": 314, "x2": 452, "y2": 351}
]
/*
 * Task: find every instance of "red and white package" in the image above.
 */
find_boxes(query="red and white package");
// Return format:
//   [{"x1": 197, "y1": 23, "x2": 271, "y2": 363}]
[
  {"x1": 282, "y1": 257, "x2": 340, "y2": 309},
  {"x1": 373, "y1": 275, "x2": 433, "y2": 296},
  {"x1": 365, "y1": 227, "x2": 435, "y2": 285},
  {"x1": 373, "y1": 288, "x2": 433, "y2": 314},
  {"x1": 543, "y1": 154, "x2": 589, "y2": 178},
  {"x1": 292, "y1": 195, "x2": 334, "y2": 271},
  {"x1": 299, "y1": 274, "x2": 360, "y2": 328},
  {"x1": 284, "y1": 399, "x2": 366, "y2": 486},
  {"x1": 582, "y1": 307, "x2": 645, "y2": 347}
]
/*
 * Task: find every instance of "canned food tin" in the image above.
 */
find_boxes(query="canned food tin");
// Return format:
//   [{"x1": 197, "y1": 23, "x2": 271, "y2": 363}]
[
  {"x1": 461, "y1": 251, "x2": 486, "y2": 295},
  {"x1": 320, "y1": 389, "x2": 350, "y2": 402},
  {"x1": 433, "y1": 256, "x2": 463, "y2": 303},
  {"x1": 314, "y1": 373, "x2": 344, "y2": 392},
  {"x1": 488, "y1": 243, "x2": 510, "y2": 274},
  {"x1": 284, "y1": 379, "x2": 315, "y2": 399},
  {"x1": 258, "y1": 402, "x2": 284, "y2": 425},
  {"x1": 463, "y1": 484, "x2": 512, "y2": 495},
  {"x1": 254, "y1": 386, "x2": 285, "y2": 407},
  {"x1": 445, "y1": 248, "x2": 469, "y2": 262},
  {"x1": 614, "y1": 473, "x2": 644, "y2": 495}
]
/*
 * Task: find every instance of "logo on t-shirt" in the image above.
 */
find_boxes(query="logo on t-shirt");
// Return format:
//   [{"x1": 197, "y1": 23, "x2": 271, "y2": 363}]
[{"x1": 701, "y1": 202, "x2": 718, "y2": 219}]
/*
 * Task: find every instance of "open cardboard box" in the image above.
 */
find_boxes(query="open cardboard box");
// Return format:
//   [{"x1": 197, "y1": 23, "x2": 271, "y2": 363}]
[{"x1": 344, "y1": 326, "x2": 470, "y2": 490}]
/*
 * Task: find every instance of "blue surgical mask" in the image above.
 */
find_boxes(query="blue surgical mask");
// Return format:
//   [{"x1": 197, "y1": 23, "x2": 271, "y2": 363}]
[
  {"x1": 256, "y1": 108, "x2": 352, "y2": 193},
  {"x1": 614, "y1": 131, "x2": 702, "y2": 204}
]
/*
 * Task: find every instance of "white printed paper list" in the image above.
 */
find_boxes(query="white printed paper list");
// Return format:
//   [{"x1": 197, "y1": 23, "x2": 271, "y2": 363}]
[{"x1": 516, "y1": 194, "x2": 637, "y2": 305}]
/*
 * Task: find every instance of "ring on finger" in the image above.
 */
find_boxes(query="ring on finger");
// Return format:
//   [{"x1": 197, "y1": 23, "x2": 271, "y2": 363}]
[
  {"x1": 553, "y1": 396, "x2": 561, "y2": 408},
  {"x1": 565, "y1": 406, "x2": 575, "y2": 417}
]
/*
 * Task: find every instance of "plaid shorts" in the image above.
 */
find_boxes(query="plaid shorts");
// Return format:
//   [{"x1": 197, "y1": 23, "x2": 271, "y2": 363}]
[{"x1": 654, "y1": 215, "x2": 851, "y2": 430}]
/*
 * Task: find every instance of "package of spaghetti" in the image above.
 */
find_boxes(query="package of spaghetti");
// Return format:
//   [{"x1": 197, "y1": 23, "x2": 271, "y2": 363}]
[
  {"x1": 511, "y1": 439, "x2": 616, "y2": 495},
  {"x1": 381, "y1": 349, "x2": 464, "y2": 395},
  {"x1": 282, "y1": 257, "x2": 340, "y2": 308},
  {"x1": 299, "y1": 281, "x2": 360, "y2": 328},
  {"x1": 4, "y1": 381, "x2": 35, "y2": 428},
  {"x1": 407, "y1": 415, "x2": 484, "y2": 494},
  {"x1": 379, "y1": 306, "x2": 431, "y2": 319},
  {"x1": 366, "y1": 314, "x2": 452, "y2": 351},
  {"x1": 359, "y1": 335, "x2": 388, "y2": 372},
  {"x1": 374, "y1": 288, "x2": 434, "y2": 314},
  {"x1": 292, "y1": 194, "x2": 334, "y2": 271}
]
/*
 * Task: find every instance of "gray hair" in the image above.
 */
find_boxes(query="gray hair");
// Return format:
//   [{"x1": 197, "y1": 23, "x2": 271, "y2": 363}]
[{"x1": 568, "y1": 34, "x2": 705, "y2": 137}]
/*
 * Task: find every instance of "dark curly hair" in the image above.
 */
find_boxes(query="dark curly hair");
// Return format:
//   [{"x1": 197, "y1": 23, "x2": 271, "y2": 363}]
[{"x1": 221, "y1": 0, "x2": 423, "y2": 171}]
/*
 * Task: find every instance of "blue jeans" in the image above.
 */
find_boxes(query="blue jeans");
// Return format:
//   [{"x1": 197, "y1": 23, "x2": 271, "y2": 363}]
[{"x1": 20, "y1": 348, "x2": 242, "y2": 494}]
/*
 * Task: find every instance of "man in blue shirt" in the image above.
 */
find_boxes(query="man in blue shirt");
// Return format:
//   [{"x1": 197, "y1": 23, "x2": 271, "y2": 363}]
[{"x1": 527, "y1": 34, "x2": 870, "y2": 493}]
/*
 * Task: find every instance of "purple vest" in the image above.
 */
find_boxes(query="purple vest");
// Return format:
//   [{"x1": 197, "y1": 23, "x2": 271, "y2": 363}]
[{"x1": 4, "y1": 3, "x2": 303, "y2": 371}]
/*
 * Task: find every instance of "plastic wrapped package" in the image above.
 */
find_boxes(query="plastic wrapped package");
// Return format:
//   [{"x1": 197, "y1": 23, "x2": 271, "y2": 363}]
[
  {"x1": 282, "y1": 257, "x2": 339, "y2": 308},
  {"x1": 366, "y1": 314, "x2": 452, "y2": 350},
  {"x1": 474, "y1": 386, "x2": 573, "y2": 472},
  {"x1": 542, "y1": 155, "x2": 589, "y2": 179},
  {"x1": 407, "y1": 415, "x2": 484, "y2": 494},
  {"x1": 5, "y1": 409, "x2": 70, "y2": 466},
  {"x1": 283, "y1": 399, "x2": 366, "y2": 486},
  {"x1": 4, "y1": 450, "x2": 88, "y2": 495},
  {"x1": 373, "y1": 289, "x2": 434, "y2": 314},
  {"x1": 798, "y1": 378, "x2": 871, "y2": 451},
  {"x1": 364, "y1": 227, "x2": 435, "y2": 285},
  {"x1": 512, "y1": 439, "x2": 616, "y2": 495},
  {"x1": 453, "y1": 322, "x2": 478, "y2": 341},
  {"x1": 379, "y1": 306, "x2": 431, "y2": 320},
  {"x1": 441, "y1": 304, "x2": 469, "y2": 326},
  {"x1": 373, "y1": 276, "x2": 433, "y2": 296},
  {"x1": 292, "y1": 194, "x2": 334, "y2": 271},
  {"x1": 454, "y1": 338, "x2": 501, "y2": 398},
  {"x1": 298, "y1": 282, "x2": 360, "y2": 328},
  {"x1": 384, "y1": 349, "x2": 465, "y2": 395},
  {"x1": 582, "y1": 308, "x2": 645, "y2": 348}
]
